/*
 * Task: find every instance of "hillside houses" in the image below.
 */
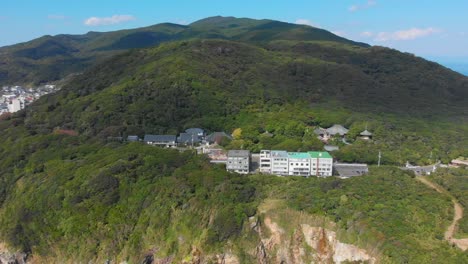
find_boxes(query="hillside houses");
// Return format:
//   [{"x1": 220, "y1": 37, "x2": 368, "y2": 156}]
[
  {"x1": 314, "y1": 124, "x2": 349, "y2": 142},
  {"x1": 0, "y1": 85, "x2": 59, "y2": 114},
  {"x1": 141, "y1": 128, "x2": 233, "y2": 148},
  {"x1": 144, "y1": 135, "x2": 177, "y2": 148}
]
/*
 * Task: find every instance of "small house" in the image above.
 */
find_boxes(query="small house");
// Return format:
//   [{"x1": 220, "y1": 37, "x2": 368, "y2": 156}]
[
  {"x1": 185, "y1": 128, "x2": 205, "y2": 138},
  {"x1": 205, "y1": 132, "x2": 232, "y2": 145},
  {"x1": 127, "y1": 135, "x2": 140, "y2": 142},
  {"x1": 144, "y1": 135, "x2": 177, "y2": 148},
  {"x1": 177, "y1": 133, "x2": 201, "y2": 146},
  {"x1": 326, "y1": 124, "x2": 349, "y2": 137}
]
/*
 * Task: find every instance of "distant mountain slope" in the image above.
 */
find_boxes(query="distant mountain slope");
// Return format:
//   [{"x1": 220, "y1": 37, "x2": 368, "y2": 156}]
[
  {"x1": 22, "y1": 39, "x2": 467, "y2": 139},
  {"x1": 0, "y1": 16, "x2": 367, "y2": 85}
]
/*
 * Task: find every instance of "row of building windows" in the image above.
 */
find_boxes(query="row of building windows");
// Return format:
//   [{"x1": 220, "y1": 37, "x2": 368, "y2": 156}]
[{"x1": 290, "y1": 163, "x2": 309, "y2": 166}]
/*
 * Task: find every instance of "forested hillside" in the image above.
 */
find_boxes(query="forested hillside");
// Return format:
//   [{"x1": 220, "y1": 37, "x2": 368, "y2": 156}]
[
  {"x1": 0, "y1": 16, "x2": 467, "y2": 263},
  {"x1": 21, "y1": 39, "x2": 468, "y2": 164},
  {"x1": 0, "y1": 16, "x2": 365, "y2": 85}
]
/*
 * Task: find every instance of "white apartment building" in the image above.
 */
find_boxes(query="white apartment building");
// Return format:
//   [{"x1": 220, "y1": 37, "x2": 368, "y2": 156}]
[
  {"x1": 7, "y1": 98, "x2": 24, "y2": 113},
  {"x1": 226, "y1": 150, "x2": 250, "y2": 174},
  {"x1": 270, "y1": 150, "x2": 289, "y2": 176},
  {"x1": 260, "y1": 150, "x2": 333, "y2": 177},
  {"x1": 288, "y1": 152, "x2": 311, "y2": 176},
  {"x1": 309, "y1": 151, "x2": 333, "y2": 177}
]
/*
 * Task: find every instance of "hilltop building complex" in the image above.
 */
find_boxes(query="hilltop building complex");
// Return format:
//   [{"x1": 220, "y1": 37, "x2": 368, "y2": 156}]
[{"x1": 260, "y1": 150, "x2": 333, "y2": 177}]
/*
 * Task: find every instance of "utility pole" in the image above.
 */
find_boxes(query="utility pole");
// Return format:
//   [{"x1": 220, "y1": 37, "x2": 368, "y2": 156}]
[{"x1": 378, "y1": 151, "x2": 381, "y2": 167}]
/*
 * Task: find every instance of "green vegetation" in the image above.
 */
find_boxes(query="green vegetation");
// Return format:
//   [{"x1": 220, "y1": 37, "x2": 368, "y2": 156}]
[
  {"x1": 0, "y1": 134, "x2": 258, "y2": 262},
  {"x1": 254, "y1": 167, "x2": 467, "y2": 263},
  {"x1": 0, "y1": 16, "x2": 467, "y2": 263},
  {"x1": 0, "y1": 129, "x2": 466, "y2": 262},
  {"x1": 15, "y1": 38, "x2": 467, "y2": 165},
  {"x1": 429, "y1": 168, "x2": 468, "y2": 237},
  {"x1": 0, "y1": 16, "x2": 366, "y2": 85}
]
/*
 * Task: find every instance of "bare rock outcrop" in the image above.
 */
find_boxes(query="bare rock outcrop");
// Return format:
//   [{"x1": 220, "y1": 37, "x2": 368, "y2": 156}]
[{"x1": 254, "y1": 217, "x2": 376, "y2": 264}]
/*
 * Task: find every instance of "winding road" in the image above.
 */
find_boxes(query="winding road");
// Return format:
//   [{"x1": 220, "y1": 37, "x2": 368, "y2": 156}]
[{"x1": 416, "y1": 176, "x2": 468, "y2": 251}]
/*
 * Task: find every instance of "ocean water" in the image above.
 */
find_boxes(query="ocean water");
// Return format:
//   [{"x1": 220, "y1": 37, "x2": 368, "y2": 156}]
[{"x1": 441, "y1": 63, "x2": 468, "y2": 76}]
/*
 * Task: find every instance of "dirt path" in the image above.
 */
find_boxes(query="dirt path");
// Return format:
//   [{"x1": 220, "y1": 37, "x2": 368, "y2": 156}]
[{"x1": 416, "y1": 176, "x2": 468, "y2": 251}]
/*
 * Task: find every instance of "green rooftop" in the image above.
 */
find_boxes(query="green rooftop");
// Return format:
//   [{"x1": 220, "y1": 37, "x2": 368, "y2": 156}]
[
  {"x1": 288, "y1": 152, "x2": 311, "y2": 159},
  {"x1": 308, "y1": 151, "x2": 333, "y2": 159}
]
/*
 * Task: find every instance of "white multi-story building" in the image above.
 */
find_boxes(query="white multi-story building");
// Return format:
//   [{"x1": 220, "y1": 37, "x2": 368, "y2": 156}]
[
  {"x1": 309, "y1": 151, "x2": 333, "y2": 177},
  {"x1": 260, "y1": 150, "x2": 333, "y2": 177},
  {"x1": 288, "y1": 152, "x2": 311, "y2": 176},
  {"x1": 259, "y1": 150, "x2": 272, "y2": 173},
  {"x1": 270, "y1": 150, "x2": 289, "y2": 176},
  {"x1": 226, "y1": 150, "x2": 250, "y2": 174},
  {"x1": 7, "y1": 98, "x2": 23, "y2": 113}
]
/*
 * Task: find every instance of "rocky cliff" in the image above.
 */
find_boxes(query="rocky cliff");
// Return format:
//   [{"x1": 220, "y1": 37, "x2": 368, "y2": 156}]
[{"x1": 0, "y1": 200, "x2": 379, "y2": 264}]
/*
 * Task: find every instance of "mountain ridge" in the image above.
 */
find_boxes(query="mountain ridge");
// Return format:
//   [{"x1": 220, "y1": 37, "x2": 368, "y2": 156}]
[{"x1": 0, "y1": 16, "x2": 368, "y2": 86}]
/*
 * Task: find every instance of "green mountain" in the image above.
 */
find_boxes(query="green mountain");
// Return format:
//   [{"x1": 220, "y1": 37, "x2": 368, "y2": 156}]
[
  {"x1": 0, "y1": 17, "x2": 467, "y2": 263},
  {"x1": 0, "y1": 16, "x2": 366, "y2": 85}
]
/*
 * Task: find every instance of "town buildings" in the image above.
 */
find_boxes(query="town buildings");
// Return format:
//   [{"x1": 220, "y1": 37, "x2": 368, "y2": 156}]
[
  {"x1": 7, "y1": 98, "x2": 23, "y2": 113},
  {"x1": 226, "y1": 150, "x2": 250, "y2": 174},
  {"x1": 0, "y1": 85, "x2": 59, "y2": 114},
  {"x1": 260, "y1": 150, "x2": 333, "y2": 177},
  {"x1": 309, "y1": 151, "x2": 333, "y2": 177},
  {"x1": 288, "y1": 152, "x2": 311, "y2": 176}
]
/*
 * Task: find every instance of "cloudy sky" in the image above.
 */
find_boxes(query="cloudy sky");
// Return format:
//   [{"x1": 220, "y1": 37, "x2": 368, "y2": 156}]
[{"x1": 1, "y1": 0, "x2": 468, "y2": 73}]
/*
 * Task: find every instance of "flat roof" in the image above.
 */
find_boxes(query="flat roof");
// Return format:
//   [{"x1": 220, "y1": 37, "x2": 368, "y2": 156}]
[
  {"x1": 271, "y1": 150, "x2": 288, "y2": 158},
  {"x1": 227, "y1": 150, "x2": 250, "y2": 157},
  {"x1": 288, "y1": 152, "x2": 311, "y2": 159},
  {"x1": 308, "y1": 151, "x2": 333, "y2": 159}
]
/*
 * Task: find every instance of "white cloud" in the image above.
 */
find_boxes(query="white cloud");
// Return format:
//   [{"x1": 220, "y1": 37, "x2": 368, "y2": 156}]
[
  {"x1": 349, "y1": 0, "x2": 377, "y2": 12},
  {"x1": 360, "y1": 31, "x2": 373, "y2": 37},
  {"x1": 84, "y1": 15, "x2": 136, "y2": 26},
  {"x1": 48, "y1": 15, "x2": 66, "y2": 20},
  {"x1": 295, "y1": 19, "x2": 319, "y2": 27},
  {"x1": 374, "y1": 27, "x2": 440, "y2": 42}
]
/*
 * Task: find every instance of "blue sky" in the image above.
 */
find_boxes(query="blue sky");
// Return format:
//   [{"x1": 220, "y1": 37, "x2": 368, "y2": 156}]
[{"x1": 1, "y1": 0, "x2": 468, "y2": 73}]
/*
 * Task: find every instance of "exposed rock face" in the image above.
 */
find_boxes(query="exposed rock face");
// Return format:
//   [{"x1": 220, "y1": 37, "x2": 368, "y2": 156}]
[
  {"x1": 0, "y1": 243, "x2": 27, "y2": 264},
  {"x1": 216, "y1": 253, "x2": 239, "y2": 264},
  {"x1": 301, "y1": 224, "x2": 375, "y2": 264},
  {"x1": 254, "y1": 218, "x2": 376, "y2": 264},
  {"x1": 0, "y1": 252, "x2": 28, "y2": 264}
]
